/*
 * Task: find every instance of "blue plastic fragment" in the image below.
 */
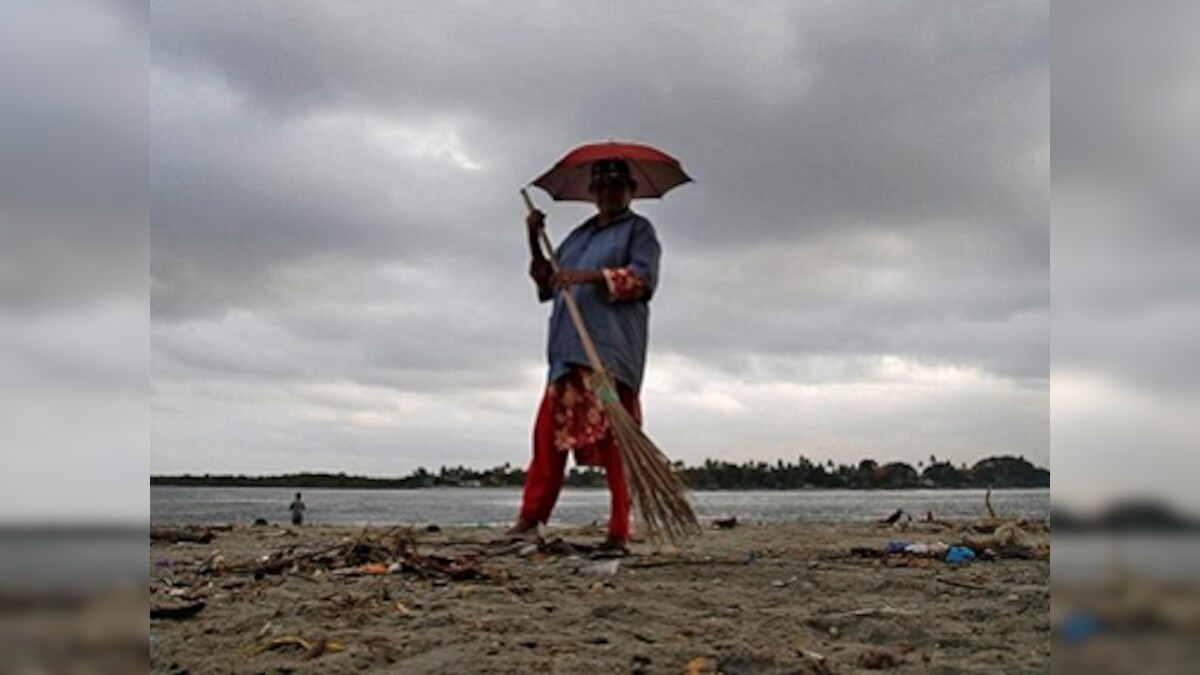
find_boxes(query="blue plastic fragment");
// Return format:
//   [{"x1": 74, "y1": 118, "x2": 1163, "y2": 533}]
[
  {"x1": 945, "y1": 545, "x2": 977, "y2": 564},
  {"x1": 1059, "y1": 612, "x2": 1103, "y2": 643}
]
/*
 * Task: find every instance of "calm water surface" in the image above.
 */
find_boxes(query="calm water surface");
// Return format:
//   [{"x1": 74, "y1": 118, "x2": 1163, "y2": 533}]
[{"x1": 151, "y1": 486, "x2": 1048, "y2": 527}]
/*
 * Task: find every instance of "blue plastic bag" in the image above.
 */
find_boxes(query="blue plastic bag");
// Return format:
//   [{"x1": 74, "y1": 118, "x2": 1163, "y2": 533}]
[
  {"x1": 1058, "y1": 612, "x2": 1103, "y2": 643},
  {"x1": 945, "y1": 545, "x2": 976, "y2": 564},
  {"x1": 885, "y1": 541, "x2": 909, "y2": 555}
]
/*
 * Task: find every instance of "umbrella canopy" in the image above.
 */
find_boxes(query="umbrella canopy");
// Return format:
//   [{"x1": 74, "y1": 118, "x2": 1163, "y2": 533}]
[{"x1": 530, "y1": 141, "x2": 692, "y2": 202}]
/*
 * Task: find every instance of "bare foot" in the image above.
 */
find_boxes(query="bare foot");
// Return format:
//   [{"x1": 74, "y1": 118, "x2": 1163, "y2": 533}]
[
  {"x1": 505, "y1": 519, "x2": 539, "y2": 540},
  {"x1": 595, "y1": 537, "x2": 629, "y2": 557}
]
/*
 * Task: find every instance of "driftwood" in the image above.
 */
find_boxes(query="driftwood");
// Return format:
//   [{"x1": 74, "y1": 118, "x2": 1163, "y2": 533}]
[
  {"x1": 226, "y1": 543, "x2": 345, "y2": 577},
  {"x1": 809, "y1": 606, "x2": 922, "y2": 627},
  {"x1": 922, "y1": 511, "x2": 955, "y2": 528},
  {"x1": 240, "y1": 635, "x2": 345, "y2": 659},
  {"x1": 150, "y1": 527, "x2": 215, "y2": 544},
  {"x1": 626, "y1": 558, "x2": 747, "y2": 570},
  {"x1": 150, "y1": 600, "x2": 206, "y2": 620},
  {"x1": 224, "y1": 528, "x2": 502, "y2": 583}
]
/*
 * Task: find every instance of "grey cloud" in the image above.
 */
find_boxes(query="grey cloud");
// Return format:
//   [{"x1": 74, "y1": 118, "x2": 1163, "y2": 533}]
[
  {"x1": 1, "y1": 0, "x2": 146, "y2": 309},
  {"x1": 1053, "y1": 0, "x2": 1200, "y2": 393},
  {"x1": 150, "y1": 1, "x2": 1047, "y2": 377},
  {"x1": 151, "y1": 1, "x2": 1046, "y2": 238}
]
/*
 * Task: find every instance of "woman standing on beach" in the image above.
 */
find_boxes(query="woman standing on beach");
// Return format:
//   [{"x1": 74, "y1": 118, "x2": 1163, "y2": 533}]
[{"x1": 508, "y1": 159, "x2": 662, "y2": 551}]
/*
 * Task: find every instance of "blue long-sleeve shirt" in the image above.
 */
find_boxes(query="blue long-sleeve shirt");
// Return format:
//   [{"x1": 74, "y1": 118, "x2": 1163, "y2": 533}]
[{"x1": 536, "y1": 210, "x2": 661, "y2": 392}]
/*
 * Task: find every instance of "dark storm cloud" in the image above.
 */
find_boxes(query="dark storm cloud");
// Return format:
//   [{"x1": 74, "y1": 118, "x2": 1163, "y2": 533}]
[{"x1": 150, "y1": 1, "x2": 1046, "y2": 374}]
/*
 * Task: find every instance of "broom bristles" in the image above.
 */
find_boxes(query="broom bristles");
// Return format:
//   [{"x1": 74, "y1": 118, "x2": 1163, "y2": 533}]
[{"x1": 601, "y1": 397, "x2": 701, "y2": 543}]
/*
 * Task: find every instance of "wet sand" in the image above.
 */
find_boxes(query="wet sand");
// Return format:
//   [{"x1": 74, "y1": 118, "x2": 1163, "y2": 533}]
[{"x1": 150, "y1": 521, "x2": 1049, "y2": 674}]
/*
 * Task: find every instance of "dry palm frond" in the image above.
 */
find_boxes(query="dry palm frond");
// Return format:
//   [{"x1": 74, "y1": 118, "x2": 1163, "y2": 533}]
[{"x1": 521, "y1": 188, "x2": 701, "y2": 542}]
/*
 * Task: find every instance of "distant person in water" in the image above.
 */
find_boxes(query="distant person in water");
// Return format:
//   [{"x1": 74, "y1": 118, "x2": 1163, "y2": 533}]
[{"x1": 289, "y1": 492, "x2": 306, "y2": 526}]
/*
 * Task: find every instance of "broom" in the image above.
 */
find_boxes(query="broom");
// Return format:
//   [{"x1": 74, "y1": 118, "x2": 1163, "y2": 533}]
[{"x1": 521, "y1": 188, "x2": 701, "y2": 543}]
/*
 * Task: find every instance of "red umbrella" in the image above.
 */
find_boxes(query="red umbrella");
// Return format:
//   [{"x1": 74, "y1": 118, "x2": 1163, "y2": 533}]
[{"x1": 530, "y1": 141, "x2": 692, "y2": 202}]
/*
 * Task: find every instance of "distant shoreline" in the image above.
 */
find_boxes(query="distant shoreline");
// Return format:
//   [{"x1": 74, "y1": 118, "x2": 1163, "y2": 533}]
[
  {"x1": 150, "y1": 481, "x2": 1048, "y2": 492},
  {"x1": 151, "y1": 454, "x2": 1050, "y2": 491}
]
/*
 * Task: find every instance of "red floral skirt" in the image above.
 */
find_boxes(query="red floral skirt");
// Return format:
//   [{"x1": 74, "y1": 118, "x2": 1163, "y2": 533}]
[{"x1": 547, "y1": 367, "x2": 640, "y2": 466}]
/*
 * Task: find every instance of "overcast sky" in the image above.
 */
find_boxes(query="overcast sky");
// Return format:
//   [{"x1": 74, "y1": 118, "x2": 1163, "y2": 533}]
[
  {"x1": 142, "y1": 1, "x2": 1050, "y2": 479},
  {"x1": 1052, "y1": 0, "x2": 1200, "y2": 512},
  {"x1": 8, "y1": 1, "x2": 1200, "y2": 524}
]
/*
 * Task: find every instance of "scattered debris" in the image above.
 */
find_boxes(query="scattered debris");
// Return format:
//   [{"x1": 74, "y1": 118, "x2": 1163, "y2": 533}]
[
  {"x1": 150, "y1": 601, "x2": 206, "y2": 621},
  {"x1": 858, "y1": 649, "x2": 901, "y2": 670},
  {"x1": 808, "y1": 606, "x2": 922, "y2": 633},
  {"x1": 624, "y1": 557, "x2": 746, "y2": 570},
  {"x1": 964, "y1": 522, "x2": 1049, "y2": 560},
  {"x1": 146, "y1": 520, "x2": 1051, "y2": 673},
  {"x1": 792, "y1": 643, "x2": 834, "y2": 675},
  {"x1": 713, "y1": 516, "x2": 739, "y2": 529},
  {"x1": 150, "y1": 527, "x2": 215, "y2": 544},
  {"x1": 197, "y1": 550, "x2": 225, "y2": 575},
  {"x1": 945, "y1": 546, "x2": 977, "y2": 565},
  {"x1": 923, "y1": 510, "x2": 955, "y2": 528},
  {"x1": 886, "y1": 556, "x2": 933, "y2": 569},
  {"x1": 1056, "y1": 612, "x2": 1104, "y2": 643},
  {"x1": 847, "y1": 520, "x2": 1047, "y2": 564},
  {"x1": 818, "y1": 606, "x2": 922, "y2": 622},
  {"x1": 881, "y1": 509, "x2": 905, "y2": 525},
  {"x1": 240, "y1": 635, "x2": 345, "y2": 659},
  {"x1": 717, "y1": 654, "x2": 777, "y2": 675},
  {"x1": 214, "y1": 527, "x2": 503, "y2": 583},
  {"x1": 902, "y1": 542, "x2": 935, "y2": 555},
  {"x1": 935, "y1": 577, "x2": 991, "y2": 592},
  {"x1": 581, "y1": 560, "x2": 620, "y2": 577},
  {"x1": 795, "y1": 653, "x2": 835, "y2": 675},
  {"x1": 333, "y1": 562, "x2": 391, "y2": 576}
]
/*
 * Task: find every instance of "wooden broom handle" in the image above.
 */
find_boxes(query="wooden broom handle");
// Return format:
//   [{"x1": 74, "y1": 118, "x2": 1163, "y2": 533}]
[{"x1": 520, "y1": 188, "x2": 612, "y2": 382}]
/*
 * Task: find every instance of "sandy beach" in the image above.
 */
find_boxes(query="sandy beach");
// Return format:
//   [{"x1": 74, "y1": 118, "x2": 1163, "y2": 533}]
[{"x1": 150, "y1": 520, "x2": 1049, "y2": 674}]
